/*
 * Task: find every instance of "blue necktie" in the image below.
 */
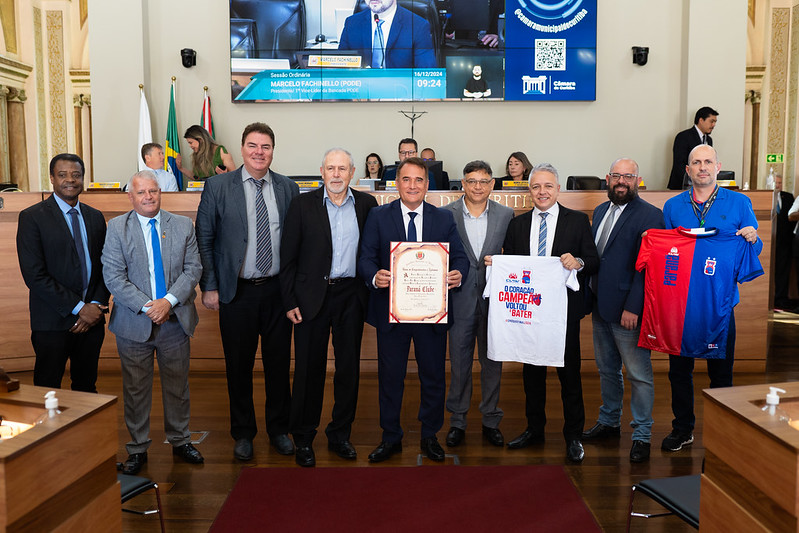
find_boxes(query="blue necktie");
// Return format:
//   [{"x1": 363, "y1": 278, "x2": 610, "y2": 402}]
[
  {"x1": 407, "y1": 212, "x2": 417, "y2": 241},
  {"x1": 372, "y1": 18, "x2": 385, "y2": 68},
  {"x1": 251, "y1": 178, "x2": 273, "y2": 275},
  {"x1": 537, "y1": 212, "x2": 548, "y2": 256},
  {"x1": 68, "y1": 208, "x2": 89, "y2": 293},
  {"x1": 149, "y1": 219, "x2": 166, "y2": 299}
]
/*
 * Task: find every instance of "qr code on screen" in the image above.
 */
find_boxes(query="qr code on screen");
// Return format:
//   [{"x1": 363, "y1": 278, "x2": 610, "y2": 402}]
[{"x1": 535, "y1": 39, "x2": 566, "y2": 71}]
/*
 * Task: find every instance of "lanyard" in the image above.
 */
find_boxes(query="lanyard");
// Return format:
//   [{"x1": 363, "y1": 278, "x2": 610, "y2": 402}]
[{"x1": 688, "y1": 185, "x2": 719, "y2": 227}]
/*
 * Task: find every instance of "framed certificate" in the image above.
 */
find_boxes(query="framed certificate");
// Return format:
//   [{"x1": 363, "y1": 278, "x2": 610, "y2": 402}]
[{"x1": 389, "y1": 242, "x2": 449, "y2": 324}]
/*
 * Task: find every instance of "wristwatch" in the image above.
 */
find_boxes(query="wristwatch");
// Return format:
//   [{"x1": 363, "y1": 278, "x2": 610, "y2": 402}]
[{"x1": 575, "y1": 257, "x2": 585, "y2": 268}]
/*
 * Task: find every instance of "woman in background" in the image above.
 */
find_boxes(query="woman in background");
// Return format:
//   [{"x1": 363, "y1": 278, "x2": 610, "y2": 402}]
[
  {"x1": 355, "y1": 153, "x2": 383, "y2": 185},
  {"x1": 177, "y1": 125, "x2": 235, "y2": 180},
  {"x1": 495, "y1": 151, "x2": 532, "y2": 190}
]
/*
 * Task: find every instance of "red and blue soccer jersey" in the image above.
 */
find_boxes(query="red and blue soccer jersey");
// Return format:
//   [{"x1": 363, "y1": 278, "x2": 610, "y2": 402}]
[{"x1": 635, "y1": 227, "x2": 763, "y2": 358}]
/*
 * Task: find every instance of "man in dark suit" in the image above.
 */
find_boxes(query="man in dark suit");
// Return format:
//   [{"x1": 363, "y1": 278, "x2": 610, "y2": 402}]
[
  {"x1": 195, "y1": 122, "x2": 299, "y2": 461},
  {"x1": 358, "y1": 157, "x2": 469, "y2": 463},
  {"x1": 16, "y1": 153, "x2": 109, "y2": 392},
  {"x1": 383, "y1": 139, "x2": 439, "y2": 189},
  {"x1": 280, "y1": 149, "x2": 377, "y2": 467},
  {"x1": 502, "y1": 163, "x2": 598, "y2": 462},
  {"x1": 338, "y1": 0, "x2": 436, "y2": 68},
  {"x1": 420, "y1": 147, "x2": 450, "y2": 190},
  {"x1": 581, "y1": 158, "x2": 664, "y2": 463},
  {"x1": 773, "y1": 174, "x2": 796, "y2": 309},
  {"x1": 443, "y1": 160, "x2": 513, "y2": 448},
  {"x1": 667, "y1": 106, "x2": 718, "y2": 190},
  {"x1": 103, "y1": 170, "x2": 204, "y2": 474}
]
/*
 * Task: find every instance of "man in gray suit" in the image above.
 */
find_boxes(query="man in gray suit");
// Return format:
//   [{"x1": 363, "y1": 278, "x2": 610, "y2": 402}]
[
  {"x1": 102, "y1": 170, "x2": 203, "y2": 475},
  {"x1": 443, "y1": 160, "x2": 514, "y2": 447},
  {"x1": 195, "y1": 122, "x2": 300, "y2": 461}
]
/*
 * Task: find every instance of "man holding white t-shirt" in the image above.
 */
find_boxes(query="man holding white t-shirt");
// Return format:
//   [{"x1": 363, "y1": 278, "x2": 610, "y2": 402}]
[{"x1": 497, "y1": 163, "x2": 598, "y2": 463}]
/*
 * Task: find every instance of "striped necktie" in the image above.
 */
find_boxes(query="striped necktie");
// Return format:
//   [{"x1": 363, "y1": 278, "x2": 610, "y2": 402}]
[
  {"x1": 251, "y1": 178, "x2": 273, "y2": 275},
  {"x1": 537, "y1": 212, "x2": 548, "y2": 256}
]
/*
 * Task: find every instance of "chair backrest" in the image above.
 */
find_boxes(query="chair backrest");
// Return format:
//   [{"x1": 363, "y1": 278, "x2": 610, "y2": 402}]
[
  {"x1": 566, "y1": 176, "x2": 603, "y2": 190},
  {"x1": 231, "y1": 0, "x2": 306, "y2": 64},
  {"x1": 353, "y1": 0, "x2": 442, "y2": 66}
]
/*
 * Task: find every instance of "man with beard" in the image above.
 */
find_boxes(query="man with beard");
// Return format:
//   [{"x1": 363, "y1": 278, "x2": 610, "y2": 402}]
[
  {"x1": 463, "y1": 65, "x2": 491, "y2": 99},
  {"x1": 581, "y1": 158, "x2": 664, "y2": 463}
]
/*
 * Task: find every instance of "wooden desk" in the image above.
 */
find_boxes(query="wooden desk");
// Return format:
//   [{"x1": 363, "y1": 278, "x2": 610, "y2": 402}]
[{"x1": 2, "y1": 189, "x2": 773, "y2": 372}]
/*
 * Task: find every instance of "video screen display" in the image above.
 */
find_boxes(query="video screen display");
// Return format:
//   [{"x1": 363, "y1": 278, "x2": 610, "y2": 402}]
[{"x1": 230, "y1": 0, "x2": 596, "y2": 102}]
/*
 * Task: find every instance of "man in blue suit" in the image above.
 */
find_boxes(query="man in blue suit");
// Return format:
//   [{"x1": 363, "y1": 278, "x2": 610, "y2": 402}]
[
  {"x1": 582, "y1": 158, "x2": 664, "y2": 463},
  {"x1": 338, "y1": 0, "x2": 437, "y2": 68},
  {"x1": 358, "y1": 157, "x2": 469, "y2": 463}
]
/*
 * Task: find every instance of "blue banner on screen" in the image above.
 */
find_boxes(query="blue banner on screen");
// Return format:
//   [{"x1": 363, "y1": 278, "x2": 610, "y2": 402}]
[
  {"x1": 229, "y1": 0, "x2": 596, "y2": 103},
  {"x1": 236, "y1": 68, "x2": 446, "y2": 101}
]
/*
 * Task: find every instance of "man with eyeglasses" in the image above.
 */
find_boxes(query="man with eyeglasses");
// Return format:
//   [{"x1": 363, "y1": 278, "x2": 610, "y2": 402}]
[
  {"x1": 581, "y1": 159, "x2": 664, "y2": 463},
  {"x1": 383, "y1": 138, "x2": 438, "y2": 189},
  {"x1": 358, "y1": 157, "x2": 469, "y2": 463},
  {"x1": 442, "y1": 161, "x2": 513, "y2": 448}
]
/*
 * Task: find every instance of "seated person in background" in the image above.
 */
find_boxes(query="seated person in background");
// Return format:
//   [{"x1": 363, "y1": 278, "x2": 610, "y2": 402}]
[
  {"x1": 176, "y1": 125, "x2": 235, "y2": 181},
  {"x1": 421, "y1": 147, "x2": 450, "y2": 190},
  {"x1": 447, "y1": 0, "x2": 503, "y2": 48},
  {"x1": 356, "y1": 152, "x2": 384, "y2": 186},
  {"x1": 463, "y1": 65, "x2": 491, "y2": 99},
  {"x1": 338, "y1": 0, "x2": 437, "y2": 69},
  {"x1": 383, "y1": 138, "x2": 438, "y2": 189},
  {"x1": 129, "y1": 143, "x2": 179, "y2": 192},
  {"x1": 494, "y1": 151, "x2": 532, "y2": 190}
]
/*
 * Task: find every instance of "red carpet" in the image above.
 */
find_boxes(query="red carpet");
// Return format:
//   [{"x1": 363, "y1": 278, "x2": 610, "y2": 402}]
[{"x1": 210, "y1": 465, "x2": 600, "y2": 532}]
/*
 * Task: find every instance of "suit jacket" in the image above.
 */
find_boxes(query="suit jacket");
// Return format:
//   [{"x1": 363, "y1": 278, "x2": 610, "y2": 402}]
[
  {"x1": 357, "y1": 199, "x2": 470, "y2": 332},
  {"x1": 668, "y1": 127, "x2": 712, "y2": 190},
  {"x1": 102, "y1": 210, "x2": 202, "y2": 342},
  {"x1": 338, "y1": 6, "x2": 437, "y2": 68},
  {"x1": 503, "y1": 203, "x2": 599, "y2": 322},
  {"x1": 776, "y1": 190, "x2": 796, "y2": 247},
  {"x1": 279, "y1": 187, "x2": 378, "y2": 321},
  {"x1": 443, "y1": 197, "x2": 513, "y2": 317},
  {"x1": 195, "y1": 167, "x2": 300, "y2": 304},
  {"x1": 589, "y1": 196, "x2": 664, "y2": 323},
  {"x1": 16, "y1": 195, "x2": 109, "y2": 331}
]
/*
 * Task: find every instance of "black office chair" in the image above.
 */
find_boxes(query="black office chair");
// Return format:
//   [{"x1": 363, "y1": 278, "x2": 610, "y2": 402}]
[
  {"x1": 230, "y1": 0, "x2": 306, "y2": 65},
  {"x1": 566, "y1": 176, "x2": 604, "y2": 190},
  {"x1": 119, "y1": 473, "x2": 166, "y2": 533},
  {"x1": 626, "y1": 474, "x2": 700, "y2": 531},
  {"x1": 354, "y1": 0, "x2": 443, "y2": 66}
]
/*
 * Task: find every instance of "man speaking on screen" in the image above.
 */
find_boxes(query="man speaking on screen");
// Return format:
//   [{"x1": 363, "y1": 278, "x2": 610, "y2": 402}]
[{"x1": 338, "y1": 0, "x2": 437, "y2": 69}]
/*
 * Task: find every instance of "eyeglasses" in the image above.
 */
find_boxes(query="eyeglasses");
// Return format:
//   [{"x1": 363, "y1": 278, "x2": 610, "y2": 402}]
[
  {"x1": 399, "y1": 150, "x2": 417, "y2": 156},
  {"x1": 463, "y1": 179, "x2": 493, "y2": 186},
  {"x1": 608, "y1": 173, "x2": 638, "y2": 182}
]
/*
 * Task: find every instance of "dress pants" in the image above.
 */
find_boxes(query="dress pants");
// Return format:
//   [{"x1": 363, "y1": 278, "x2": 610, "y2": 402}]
[
  {"x1": 668, "y1": 311, "x2": 736, "y2": 434},
  {"x1": 219, "y1": 277, "x2": 292, "y2": 441},
  {"x1": 376, "y1": 324, "x2": 447, "y2": 443},
  {"x1": 290, "y1": 279, "x2": 363, "y2": 447},
  {"x1": 446, "y1": 301, "x2": 503, "y2": 430},
  {"x1": 116, "y1": 316, "x2": 191, "y2": 454},
  {"x1": 523, "y1": 319, "x2": 584, "y2": 441},
  {"x1": 31, "y1": 323, "x2": 104, "y2": 392},
  {"x1": 592, "y1": 313, "x2": 654, "y2": 442}
]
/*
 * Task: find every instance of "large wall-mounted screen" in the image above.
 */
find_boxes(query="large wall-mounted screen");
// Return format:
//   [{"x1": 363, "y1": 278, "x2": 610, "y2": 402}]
[{"x1": 230, "y1": 0, "x2": 596, "y2": 102}]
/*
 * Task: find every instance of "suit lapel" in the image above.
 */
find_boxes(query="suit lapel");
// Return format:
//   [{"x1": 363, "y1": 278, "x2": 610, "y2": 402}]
[
  {"x1": 592, "y1": 202, "x2": 608, "y2": 239},
  {"x1": 314, "y1": 188, "x2": 333, "y2": 250},
  {"x1": 126, "y1": 212, "x2": 152, "y2": 298},
  {"x1": 47, "y1": 196, "x2": 80, "y2": 261},
  {"x1": 452, "y1": 199, "x2": 477, "y2": 264},
  {"x1": 604, "y1": 199, "x2": 637, "y2": 251},
  {"x1": 385, "y1": 8, "x2": 405, "y2": 51},
  {"x1": 551, "y1": 204, "x2": 568, "y2": 256},
  {"x1": 160, "y1": 211, "x2": 173, "y2": 285},
  {"x1": 230, "y1": 170, "x2": 248, "y2": 232},
  {"x1": 391, "y1": 200, "x2": 406, "y2": 240}
]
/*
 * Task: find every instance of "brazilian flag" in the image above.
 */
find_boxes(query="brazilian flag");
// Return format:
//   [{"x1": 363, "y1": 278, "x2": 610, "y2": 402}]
[{"x1": 165, "y1": 82, "x2": 183, "y2": 190}]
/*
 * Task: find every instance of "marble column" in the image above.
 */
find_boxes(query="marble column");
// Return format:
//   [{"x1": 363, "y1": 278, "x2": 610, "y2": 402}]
[
  {"x1": 748, "y1": 90, "x2": 761, "y2": 191},
  {"x1": 73, "y1": 95, "x2": 83, "y2": 160},
  {"x1": 7, "y1": 88, "x2": 29, "y2": 191},
  {"x1": 0, "y1": 85, "x2": 9, "y2": 183}
]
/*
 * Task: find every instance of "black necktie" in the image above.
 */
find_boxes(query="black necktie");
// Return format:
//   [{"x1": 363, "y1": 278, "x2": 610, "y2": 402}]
[{"x1": 407, "y1": 212, "x2": 418, "y2": 241}]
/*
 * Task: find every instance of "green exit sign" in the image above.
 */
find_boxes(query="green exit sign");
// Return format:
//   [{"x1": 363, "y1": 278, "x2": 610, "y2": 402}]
[{"x1": 766, "y1": 153, "x2": 784, "y2": 163}]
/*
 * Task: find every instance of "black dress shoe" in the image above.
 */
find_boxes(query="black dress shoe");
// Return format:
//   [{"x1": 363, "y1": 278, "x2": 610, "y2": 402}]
[
  {"x1": 446, "y1": 427, "x2": 465, "y2": 447},
  {"x1": 271, "y1": 434, "x2": 295, "y2": 455},
  {"x1": 295, "y1": 446, "x2": 316, "y2": 467},
  {"x1": 172, "y1": 443, "x2": 204, "y2": 464},
  {"x1": 567, "y1": 440, "x2": 585, "y2": 463},
  {"x1": 368, "y1": 441, "x2": 402, "y2": 463},
  {"x1": 629, "y1": 440, "x2": 651, "y2": 463},
  {"x1": 420, "y1": 436, "x2": 445, "y2": 461},
  {"x1": 328, "y1": 440, "x2": 357, "y2": 460},
  {"x1": 482, "y1": 425, "x2": 504, "y2": 447},
  {"x1": 581, "y1": 422, "x2": 621, "y2": 440},
  {"x1": 507, "y1": 429, "x2": 544, "y2": 449},
  {"x1": 122, "y1": 452, "x2": 148, "y2": 475},
  {"x1": 234, "y1": 438, "x2": 254, "y2": 461}
]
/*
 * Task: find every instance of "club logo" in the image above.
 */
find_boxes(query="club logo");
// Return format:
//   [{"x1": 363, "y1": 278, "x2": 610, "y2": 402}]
[
  {"x1": 522, "y1": 270, "x2": 531, "y2": 284},
  {"x1": 416, "y1": 251, "x2": 424, "y2": 260},
  {"x1": 704, "y1": 257, "x2": 716, "y2": 276}
]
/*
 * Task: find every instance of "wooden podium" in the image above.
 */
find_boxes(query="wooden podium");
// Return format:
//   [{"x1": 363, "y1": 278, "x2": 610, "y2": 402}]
[
  {"x1": 0, "y1": 385, "x2": 119, "y2": 532},
  {"x1": 703, "y1": 381, "x2": 799, "y2": 532}
]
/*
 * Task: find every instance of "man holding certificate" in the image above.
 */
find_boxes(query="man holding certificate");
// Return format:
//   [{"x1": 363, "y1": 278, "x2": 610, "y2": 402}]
[{"x1": 358, "y1": 157, "x2": 469, "y2": 463}]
